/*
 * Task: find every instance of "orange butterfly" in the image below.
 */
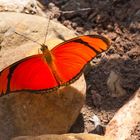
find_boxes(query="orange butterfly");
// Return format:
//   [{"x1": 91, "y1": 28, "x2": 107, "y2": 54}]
[{"x1": 0, "y1": 35, "x2": 110, "y2": 96}]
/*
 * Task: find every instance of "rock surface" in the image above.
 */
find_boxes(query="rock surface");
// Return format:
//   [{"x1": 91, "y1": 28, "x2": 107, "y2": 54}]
[
  {"x1": 12, "y1": 133, "x2": 112, "y2": 140},
  {"x1": 0, "y1": 0, "x2": 38, "y2": 14},
  {"x1": 0, "y1": 74, "x2": 86, "y2": 140},
  {"x1": 105, "y1": 88, "x2": 140, "y2": 140},
  {"x1": 0, "y1": 12, "x2": 85, "y2": 140}
]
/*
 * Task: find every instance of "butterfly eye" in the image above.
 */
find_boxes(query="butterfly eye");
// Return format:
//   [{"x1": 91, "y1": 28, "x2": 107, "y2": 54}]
[{"x1": 41, "y1": 44, "x2": 48, "y2": 52}]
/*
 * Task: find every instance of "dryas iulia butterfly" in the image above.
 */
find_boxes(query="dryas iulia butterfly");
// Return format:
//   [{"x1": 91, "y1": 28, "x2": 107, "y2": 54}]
[{"x1": 0, "y1": 35, "x2": 110, "y2": 96}]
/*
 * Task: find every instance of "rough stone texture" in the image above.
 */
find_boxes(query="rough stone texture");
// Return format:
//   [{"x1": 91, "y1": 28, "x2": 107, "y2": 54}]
[
  {"x1": 0, "y1": 74, "x2": 86, "y2": 140},
  {"x1": 105, "y1": 88, "x2": 140, "y2": 140},
  {"x1": 0, "y1": 12, "x2": 85, "y2": 140},
  {"x1": 12, "y1": 133, "x2": 112, "y2": 140},
  {"x1": 0, "y1": 0, "x2": 38, "y2": 14}
]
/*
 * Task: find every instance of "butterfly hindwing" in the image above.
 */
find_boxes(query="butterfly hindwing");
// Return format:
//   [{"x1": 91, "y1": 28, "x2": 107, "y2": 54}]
[{"x1": 0, "y1": 55, "x2": 58, "y2": 96}]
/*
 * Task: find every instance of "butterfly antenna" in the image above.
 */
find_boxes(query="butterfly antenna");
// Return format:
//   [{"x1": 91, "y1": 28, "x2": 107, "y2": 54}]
[
  {"x1": 43, "y1": 15, "x2": 51, "y2": 45},
  {"x1": 14, "y1": 31, "x2": 42, "y2": 46}
]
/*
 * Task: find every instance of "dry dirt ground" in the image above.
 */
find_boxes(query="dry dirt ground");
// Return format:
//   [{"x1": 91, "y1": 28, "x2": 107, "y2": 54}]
[{"x1": 38, "y1": 0, "x2": 140, "y2": 139}]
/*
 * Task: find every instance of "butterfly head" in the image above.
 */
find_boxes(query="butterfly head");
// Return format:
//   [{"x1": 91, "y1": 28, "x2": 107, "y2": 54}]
[{"x1": 41, "y1": 44, "x2": 53, "y2": 63}]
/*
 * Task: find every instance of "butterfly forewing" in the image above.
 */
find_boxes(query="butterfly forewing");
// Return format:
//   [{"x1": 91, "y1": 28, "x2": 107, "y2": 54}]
[{"x1": 51, "y1": 35, "x2": 110, "y2": 84}]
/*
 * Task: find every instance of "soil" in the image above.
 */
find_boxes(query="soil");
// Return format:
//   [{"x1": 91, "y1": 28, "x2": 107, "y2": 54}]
[{"x1": 40, "y1": 0, "x2": 140, "y2": 139}]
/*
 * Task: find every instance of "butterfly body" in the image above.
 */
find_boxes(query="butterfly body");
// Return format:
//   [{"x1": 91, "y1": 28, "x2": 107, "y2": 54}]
[{"x1": 0, "y1": 35, "x2": 110, "y2": 96}]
